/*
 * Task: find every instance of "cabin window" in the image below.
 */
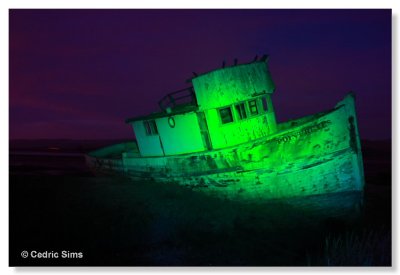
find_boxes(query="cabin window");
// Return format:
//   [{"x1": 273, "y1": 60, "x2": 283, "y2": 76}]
[
  {"x1": 261, "y1": 96, "x2": 268, "y2": 112},
  {"x1": 248, "y1": 100, "x2": 259, "y2": 115},
  {"x1": 235, "y1": 103, "x2": 247, "y2": 120},
  {"x1": 219, "y1": 107, "x2": 234, "y2": 124},
  {"x1": 144, "y1": 120, "x2": 158, "y2": 135}
]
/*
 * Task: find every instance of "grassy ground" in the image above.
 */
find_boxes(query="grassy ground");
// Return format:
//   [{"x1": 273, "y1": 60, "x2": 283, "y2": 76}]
[
  {"x1": 9, "y1": 174, "x2": 390, "y2": 266},
  {"x1": 9, "y1": 140, "x2": 391, "y2": 266}
]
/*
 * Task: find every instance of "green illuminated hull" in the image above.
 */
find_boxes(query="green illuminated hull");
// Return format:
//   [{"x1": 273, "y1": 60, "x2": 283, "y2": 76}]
[{"x1": 86, "y1": 94, "x2": 364, "y2": 203}]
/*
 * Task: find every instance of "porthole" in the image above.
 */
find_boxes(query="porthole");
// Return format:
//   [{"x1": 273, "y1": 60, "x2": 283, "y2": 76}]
[{"x1": 168, "y1": 116, "x2": 176, "y2": 128}]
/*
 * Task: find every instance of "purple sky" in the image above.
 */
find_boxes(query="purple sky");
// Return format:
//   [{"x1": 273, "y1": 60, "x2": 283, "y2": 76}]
[{"x1": 9, "y1": 9, "x2": 391, "y2": 140}]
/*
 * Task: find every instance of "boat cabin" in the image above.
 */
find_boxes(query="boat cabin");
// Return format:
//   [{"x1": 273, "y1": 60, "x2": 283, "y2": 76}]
[{"x1": 125, "y1": 56, "x2": 277, "y2": 157}]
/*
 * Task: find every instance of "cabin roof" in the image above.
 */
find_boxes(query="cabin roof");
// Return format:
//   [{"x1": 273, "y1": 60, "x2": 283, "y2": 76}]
[
  {"x1": 187, "y1": 55, "x2": 269, "y2": 83},
  {"x1": 125, "y1": 104, "x2": 198, "y2": 123}
]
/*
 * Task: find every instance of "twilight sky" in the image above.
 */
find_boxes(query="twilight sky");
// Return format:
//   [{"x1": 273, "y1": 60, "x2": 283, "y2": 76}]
[{"x1": 9, "y1": 9, "x2": 391, "y2": 140}]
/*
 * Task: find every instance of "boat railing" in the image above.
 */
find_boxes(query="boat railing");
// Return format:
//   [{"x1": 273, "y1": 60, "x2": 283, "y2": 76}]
[{"x1": 158, "y1": 87, "x2": 197, "y2": 111}]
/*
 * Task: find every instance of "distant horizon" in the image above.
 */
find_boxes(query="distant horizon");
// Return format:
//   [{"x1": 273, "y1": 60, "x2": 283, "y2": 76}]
[{"x1": 9, "y1": 137, "x2": 392, "y2": 142}]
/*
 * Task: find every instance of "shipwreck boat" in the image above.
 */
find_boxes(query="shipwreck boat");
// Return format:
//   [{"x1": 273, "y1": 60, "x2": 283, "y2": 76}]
[{"x1": 86, "y1": 55, "x2": 365, "y2": 205}]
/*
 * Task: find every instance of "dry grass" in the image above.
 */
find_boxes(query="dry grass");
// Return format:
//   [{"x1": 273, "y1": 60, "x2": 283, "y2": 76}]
[{"x1": 309, "y1": 228, "x2": 391, "y2": 266}]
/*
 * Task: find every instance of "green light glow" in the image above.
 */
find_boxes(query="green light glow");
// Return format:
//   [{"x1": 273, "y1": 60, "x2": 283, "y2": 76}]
[
  {"x1": 88, "y1": 60, "x2": 364, "y2": 202},
  {"x1": 190, "y1": 62, "x2": 277, "y2": 149}
]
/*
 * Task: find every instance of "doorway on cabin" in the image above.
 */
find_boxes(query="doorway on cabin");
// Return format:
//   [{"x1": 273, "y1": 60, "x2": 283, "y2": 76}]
[{"x1": 197, "y1": 112, "x2": 212, "y2": 151}]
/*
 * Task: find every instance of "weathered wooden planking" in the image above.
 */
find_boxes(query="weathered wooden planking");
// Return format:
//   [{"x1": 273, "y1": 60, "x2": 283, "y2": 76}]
[{"x1": 86, "y1": 94, "x2": 364, "y2": 204}]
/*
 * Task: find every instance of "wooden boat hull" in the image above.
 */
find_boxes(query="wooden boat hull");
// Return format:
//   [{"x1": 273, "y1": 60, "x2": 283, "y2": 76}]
[{"x1": 86, "y1": 94, "x2": 364, "y2": 204}]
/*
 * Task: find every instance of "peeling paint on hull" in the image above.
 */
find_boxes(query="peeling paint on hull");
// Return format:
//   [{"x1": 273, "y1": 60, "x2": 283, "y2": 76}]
[{"x1": 86, "y1": 94, "x2": 364, "y2": 204}]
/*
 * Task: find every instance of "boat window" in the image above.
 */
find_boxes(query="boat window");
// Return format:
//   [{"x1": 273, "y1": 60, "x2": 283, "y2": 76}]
[
  {"x1": 248, "y1": 100, "x2": 259, "y2": 115},
  {"x1": 144, "y1": 120, "x2": 158, "y2": 135},
  {"x1": 219, "y1": 107, "x2": 234, "y2": 124},
  {"x1": 261, "y1": 96, "x2": 268, "y2": 112},
  {"x1": 235, "y1": 103, "x2": 247, "y2": 120}
]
